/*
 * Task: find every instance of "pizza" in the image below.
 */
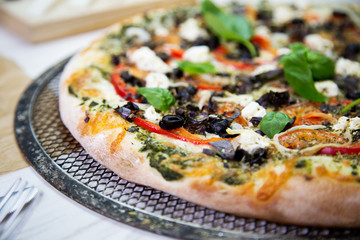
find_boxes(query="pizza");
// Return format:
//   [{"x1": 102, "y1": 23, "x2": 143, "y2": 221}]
[{"x1": 59, "y1": 0, "x2": 360, "y2": 227}]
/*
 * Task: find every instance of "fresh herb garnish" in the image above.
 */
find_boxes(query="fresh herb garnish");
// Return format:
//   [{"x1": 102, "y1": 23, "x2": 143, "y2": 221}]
[
  {"x1": 201, "y1": 0, "x2": 256, "y2": 56},
  {"x1": 303, "y1": 49, "x2": 335, "y2": 80},
  {"x1": 280, "y1": 43, "x2": 332, "y2": 102},
  {"x1": 341, "y1": 98, "x2": 360, "y2": 114},
  {"x1": 178, "y1": 61, "x2": 216, "y2": 74},
  {"x1": 137, "y1": 88, "x2": 176, "y2": 111},
  {"x1": 259, "y1": 112, "x2": 292, "y2": 139}
]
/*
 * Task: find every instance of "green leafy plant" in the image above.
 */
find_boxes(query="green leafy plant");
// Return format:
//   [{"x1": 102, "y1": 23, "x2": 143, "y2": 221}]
[
  {"x1": 201, "y1": 0, "x2": 256, "y2": 56},
  {"x1": 260, "y1": 112, "x2": 292, "y2": 139},
  {"x1": 280, "y1": 43, "x2": 334, "y2": 102},
  {"x1": 178, "y1": 61, "x2": 216, "y2": 74},
  {"x1": 137, "y1": 88, "x2": 176, "y2": 111}
]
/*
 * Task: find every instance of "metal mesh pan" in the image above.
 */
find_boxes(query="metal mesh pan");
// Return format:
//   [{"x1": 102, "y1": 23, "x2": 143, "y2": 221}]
[{"x1": 14, "y1": 57, "x2": 360, "y2": 239}]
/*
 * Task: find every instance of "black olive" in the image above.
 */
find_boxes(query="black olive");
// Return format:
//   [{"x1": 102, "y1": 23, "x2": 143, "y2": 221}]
[
  {"x1": 111, "y1": 55, "x2": 120, "y2": 66},
  {"x1": 186, "y1": 86, "x2": 197, "y2": 95},
  {"x1": 120, "y1": 71, "x2": 144, "y2": 87},
  {"x1": 208, "y1": 35, "x2": 220, "y2": 50},
  {"x1": 216, "y1": 72, "x2": 231, "y2": 77},
  {"x1": 173, "y1": 68, "x2": 184, "y2": 79},
  {"x1": 143, "y1": 41, "x2": 157, "y2": 49},
  {"x1": 208, "y1": 119, "x2": 229, "y2": 135},
  {"x1": 250, "y1": 117, "x2": 262, "y2": 127},
  {"x1": 342, "y1": 43, "x2": 360, "y2": 60},
  {"x1": 123, "y1": 101, "x2": 139, "y2": 111},
  {"x1": 156, "y1": 52, "x2": 171, "y2": 62},
  {"x1": 332, "y1": 10, "x2": 348, "y2": 18},
  {"x1": 159, "y1": 115, "x2": 185, "y2": 130}
]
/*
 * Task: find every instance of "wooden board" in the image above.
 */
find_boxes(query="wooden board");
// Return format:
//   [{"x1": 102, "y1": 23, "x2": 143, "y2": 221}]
[{"x1": 0, "y1": 0, "x2": 196, "y2": 43}]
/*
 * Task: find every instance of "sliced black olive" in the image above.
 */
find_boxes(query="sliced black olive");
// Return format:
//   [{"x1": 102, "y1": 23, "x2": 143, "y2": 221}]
[
  {"x1": 111, "y1": 55, "x2": 120, "y2": 66},
  {"x1": 159, "y1": 115, "x2": 185, "y2": 130},
  {"x1": 208, "y1": 119, "x2": 229, "y2": 135},
  {"x1": 156, "y1": 52, "x2": 171, "y2": 62},
  {"x1": 250, "y1": 117, "x2": 262, "y2": 127},
  {"x1": 123, "y1": 101, "x2": 140, "y2": 111},
  {"x1": 342, "y1": 43, "x2": 360, "y2": 60},
  {"x1": 120, "y1": 71, "x2": 144, "y2": 87}
]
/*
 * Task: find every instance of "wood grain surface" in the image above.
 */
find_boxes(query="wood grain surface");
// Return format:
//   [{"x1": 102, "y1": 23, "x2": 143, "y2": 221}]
[{"x1": 0, "y1": 56, "x2": 31, "y2": 174}]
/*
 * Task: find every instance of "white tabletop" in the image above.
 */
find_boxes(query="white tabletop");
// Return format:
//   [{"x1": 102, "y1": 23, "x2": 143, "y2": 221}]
[{"x1": 0, "y1": 25, "x2": 173, "y2": 240}]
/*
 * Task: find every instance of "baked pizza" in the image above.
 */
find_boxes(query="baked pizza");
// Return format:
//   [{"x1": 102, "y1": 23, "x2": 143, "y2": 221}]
[{"x1": 59, "y1": 0, "x2": 360, "y2": 227}]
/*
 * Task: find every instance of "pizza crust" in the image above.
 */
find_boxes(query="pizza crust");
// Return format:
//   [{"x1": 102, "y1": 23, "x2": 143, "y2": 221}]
[{"x1": 58, "y1": 7, "x2": 360, "y2": 227}]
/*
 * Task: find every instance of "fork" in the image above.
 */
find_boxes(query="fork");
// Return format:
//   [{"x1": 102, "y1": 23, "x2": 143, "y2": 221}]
[{"x1": 0, "y1": 178, "x2": 41, "y2": 240}]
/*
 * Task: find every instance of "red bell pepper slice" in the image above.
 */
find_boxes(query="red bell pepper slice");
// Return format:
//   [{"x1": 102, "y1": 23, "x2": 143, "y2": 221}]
[
  {"x1": 169, "y1": 47, "x2": 185, "y2": 59},
  {"x1": 319, "y1": 145, "x2": 360, "y2": 155},
  {"x1": 111, "y1": 64, "x2": 139, "y2": 102},
  {"x1": 213, "y1": 46, "x2": 255, "y2": 70},
  {"x1": 133, "y1": 117, "x2": 213, "y2": 145},
  {"x1": 251, "y1": 34, "x2": 271, "y2": 51}
]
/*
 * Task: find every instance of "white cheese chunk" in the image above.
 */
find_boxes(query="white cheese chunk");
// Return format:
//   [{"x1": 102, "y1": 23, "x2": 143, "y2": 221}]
[
  {"x1": 255, "y1": 25, "x2": 271, "y2": 39},
  {"x1": 241, "y1": 101, "x2": 267, "y2": 120},
  {"x1": 314, "y1": 80, "x2": 339, "y2": 97},
  {"x1": 213, "y1": 94, "x2": 253, "y2": 107},
  {"x1": 251, "y1": 64, "x2": 277, "y2": 76},
  {"x1": 231, "y1": 129, "x2": 270, "y2": 154},
  {"x1": 349, "y1": 117, "x2": 360, "y2": 130},
  {"x1": 270, "y1": 33, "x2": 289, "y2": 49},
  {"x1": 144, "y1": 106, "x2": 162, "y2": 123},
  {"x1": 273, "y1": 6, "x2": 295, "y2": 25},
  {"x1": 179, "y1": 18, "x2": 208, "y2": 42},
  {"x1": 335, "y1": 58, "x2": 360, "y2": 78},
  {"x1": 129, "y1": 47, "x2": 170, "y2": 73},
  {"x1": 183, "y1": 45, "x2": 211, "y2": 63},
  {"x1": 304, "y1": 34, "x2": 333, "y2": 56},
  {"x1": 125, "y1": 27, "x2": 151, "y2": 43},
  {"x1": 332, "y1": 116, "x2": 349, "y2": 131},
  {"x1": 145, "y1": 72, "x2": 170, "y2": 89},
  {"x1": 277, "y1": 47, "x2": 291, "y2": 56}
]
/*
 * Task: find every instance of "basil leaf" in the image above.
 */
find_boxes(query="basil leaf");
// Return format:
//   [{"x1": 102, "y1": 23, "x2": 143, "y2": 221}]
[
  {"x1": 178, "y1": 61, "x2": 216, "y2": 74},
  {"x1": 305, "y1": 50, "x2": 335, "y2": 80},
  {"x1": 201, "y1": 0, "x2": 256, "y2": 56},
  {"x1": 136, "y1": 88, "x2": 175, "y2": 111},
  {"x1": 288, "y1": 43, "x2": 335, "y2": 80},
  {"x1": 280, "y1": 49, "x2": 329, "y2": 102},
  {"x1": 260, "y1": 112, "x2": 292, "y2": 139}
]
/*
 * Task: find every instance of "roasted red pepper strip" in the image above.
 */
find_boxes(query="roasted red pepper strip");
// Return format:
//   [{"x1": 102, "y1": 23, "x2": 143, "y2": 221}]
[
  {"x1": 197, "y1": 84, "x2": 222, "y2": 91},
  {"x1": 133, "y1": 117, "x2": 212, "y2": 145},
  {"x1": 251, "y1": 34, "x2": 271, "y2": 51},
  {"x1": 111, "y1": 64, "x2": 139, "y2": 102},
  {"x1": 169, "y1": 47, "x2": 185, "y2": 59},
  {"x1": 319, "y1": 145, "x2": 360, "y2": 155},
  {"x1": 213, "y1": 46, "x2": 255, "y2": 70}
]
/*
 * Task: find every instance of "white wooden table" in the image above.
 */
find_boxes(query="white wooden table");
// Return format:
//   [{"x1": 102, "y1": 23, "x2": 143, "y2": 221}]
[{"x1": 0, "y1": 25, "x2": 173, "y2": 240}]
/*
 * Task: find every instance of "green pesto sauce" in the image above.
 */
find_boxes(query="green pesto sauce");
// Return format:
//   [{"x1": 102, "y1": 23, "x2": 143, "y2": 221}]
[{"x1": 130, "y1": 127, "x2": 187, "y2": 181}]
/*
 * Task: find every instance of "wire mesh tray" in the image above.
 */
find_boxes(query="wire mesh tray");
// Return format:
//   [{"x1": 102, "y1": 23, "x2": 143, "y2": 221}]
[{"x1": 14, "y1": 57, "x2": 360, "y2": 239}]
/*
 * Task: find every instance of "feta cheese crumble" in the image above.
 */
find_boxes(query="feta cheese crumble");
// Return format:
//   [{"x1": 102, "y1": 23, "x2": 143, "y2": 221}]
[
  {"x1": 251, "y1": 64, "x2": 277, "y2": 76},
  {"x1": 144, "y1": 106, "x2": 162, "y2": 123},
  {"x1": 231, "y1": 129, "x2": 270, "y2": 154},
  {"x1": 125, "y1": 27, "x2": 151, "y2": 43},
  {"x1": 332, "y1": 116, "x2": 349, "y2": 131},
  {"x1": 335, "y1": 58, "x2": 360, "y2": 78},
  {"x1": 183, "y1": 46, "x2": 211, "y2": 63},
  {"x1": 241, "y1": 101, "x2": 267, "y2": 120},
  {"x1": 129, "y1": 47, "x2": 171, "y2": 73},
  {"x1": 271, "y1": 33, "x2": 289, "y2": 49},
  {"x1": 145, "y1": 72, "x2": 170, "y2": 89},
  {"x1": 179, "y1": 18, "x2": 208, "y2": 42},
  {"x1": 314, "y1": 80, "x2": 339, "y2": 97},
  {"x1": 273, "y1": 6, "x2": 296, "y2": 25},
  {"x1": 304, "y1": 34, "x2": 333, "y2": 56}
]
